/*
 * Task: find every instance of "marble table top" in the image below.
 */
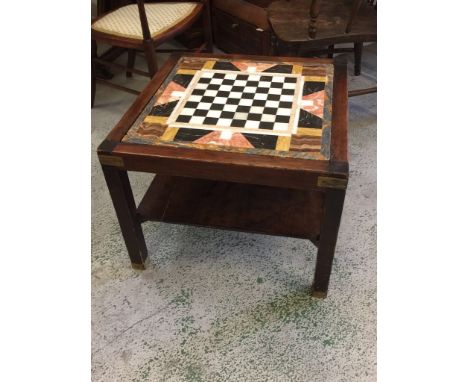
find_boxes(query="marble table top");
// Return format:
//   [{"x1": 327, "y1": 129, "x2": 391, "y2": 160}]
[{"x1": 123, "y1": 56, "x2": 334, "y2": 161}]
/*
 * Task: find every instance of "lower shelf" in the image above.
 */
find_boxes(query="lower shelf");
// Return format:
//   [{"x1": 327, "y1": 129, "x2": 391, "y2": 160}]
[{"x1": 137, "y1": 175, "x2": 324, "y2": 241}]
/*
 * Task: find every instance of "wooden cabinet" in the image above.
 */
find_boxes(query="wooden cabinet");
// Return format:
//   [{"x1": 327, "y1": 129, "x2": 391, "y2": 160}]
[{"x1": 212, "y1": 8, "x2": 272, "y2": 55}]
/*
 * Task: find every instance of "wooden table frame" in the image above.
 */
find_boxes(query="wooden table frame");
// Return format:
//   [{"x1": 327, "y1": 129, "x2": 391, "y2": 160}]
[{"x1": 98, "y1": 53, "x2": 348, "y2": 298}]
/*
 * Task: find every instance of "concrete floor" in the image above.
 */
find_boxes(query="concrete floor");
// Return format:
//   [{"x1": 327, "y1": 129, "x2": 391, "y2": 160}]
[{"x1": 91, "y1": 44, "x2": 376, "y2": 381}]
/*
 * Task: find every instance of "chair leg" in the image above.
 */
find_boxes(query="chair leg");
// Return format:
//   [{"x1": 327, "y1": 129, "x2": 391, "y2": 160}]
[
  {"x1": 202, "y1": 0, "x2": 213, "y2": 52},
  {"x1": 143, "y1": 40, "x2": 158, "y2": 77},
  {"x1": 354, "y1": 42, "x2": 363, "y2": 76},
  {"x1": 91, "y1": 39, "x2": 97, "y2": 108},
  {"x1": 126, "y1": 49, "x2": 136, "y2": 78},
  {"x1": 270, "y1": 34, "x2": 278, "y2": 56},
  {"x1": 327, "y1": 44, "x2": 334, "y2": 58},
  {"x1": 295, "y1": 43, "x2": 302, "y2": 57}
]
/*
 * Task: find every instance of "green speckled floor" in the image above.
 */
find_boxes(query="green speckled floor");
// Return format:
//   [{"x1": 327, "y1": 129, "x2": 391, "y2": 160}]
[{"x1": 92, "y1": 44, "x2": 376, "y2": 382}]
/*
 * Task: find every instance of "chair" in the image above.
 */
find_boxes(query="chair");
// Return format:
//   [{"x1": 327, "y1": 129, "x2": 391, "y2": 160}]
[
  {"x1": 92, "y1": 0, "x2": 213, "y2": 107},
  {"x1": 267, "y1": 0, "x2": 376, "y2": 96}
]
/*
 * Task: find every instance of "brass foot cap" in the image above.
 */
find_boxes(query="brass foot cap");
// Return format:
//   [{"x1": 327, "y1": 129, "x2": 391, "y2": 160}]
[
  {"x1": 131, "y1": 259, "x2": 148, "y2": 270},
  {"x1": 311, "y1": 290, "x2": 327, "y2": 299}
]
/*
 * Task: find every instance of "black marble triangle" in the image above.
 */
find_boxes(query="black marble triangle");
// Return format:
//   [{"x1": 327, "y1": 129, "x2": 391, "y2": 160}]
[
  {"x1": 299, "y1": 109, "x2": 323, "y2": 129},
  {"x1": 213, "y1": 61, "x2": 240, "y2": 71},
  {"x1": 173, "y1": 74, "x2": 194, "y2": 88},
  {"x1": 303, "y1": 81, "x2": 326, "y2": 96},
  {"x1": 150, "y1": 100, "x2": 179, "y2": 117},
  {"x1": 174, "y1": 128, "x2": 210, "y2": 142},
  {"x1": 243, "y1": 133, "x2": 278, "y2": 149},
  {"x1": 262, "y1": 64, "x2": 294, "y2": 74}
]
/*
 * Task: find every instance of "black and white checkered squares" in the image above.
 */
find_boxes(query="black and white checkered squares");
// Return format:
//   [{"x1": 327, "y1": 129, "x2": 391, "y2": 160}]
[{"x1": 173, "y1": 70, "x2": 300, "y2": 133}]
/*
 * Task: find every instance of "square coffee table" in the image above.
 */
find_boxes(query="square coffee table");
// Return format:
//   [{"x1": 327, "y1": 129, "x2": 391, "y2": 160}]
[{"x1": 98, "y1": 53, "x2": 348, "y2": 298}]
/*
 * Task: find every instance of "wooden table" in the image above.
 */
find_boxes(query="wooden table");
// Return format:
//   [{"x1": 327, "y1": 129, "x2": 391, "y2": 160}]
[{"x1": 98, "y1": 53, "x2": 349, "y2": 298}]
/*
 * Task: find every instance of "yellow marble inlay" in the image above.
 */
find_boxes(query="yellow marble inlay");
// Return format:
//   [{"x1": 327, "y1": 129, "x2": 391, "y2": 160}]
[
  {"x1": 202, "y1": 60, "x2": 216, "y2": 70},
  {"x1": 160, "y1": 127, "x2": 179, "y2": 141},
  {"x1": 297, "y1": 128, "x2": 322, "y2": 137},
  {"x1": 304, "y1": 76, "x2": 327, "y2": 82},
  {"x1": 176, "y1": 69, "x2": 197, "y2": 75},
  {"x1": 144, "y1": 115, "x2": 168, "y2": 124},
  {"x1": 292, "y1": 65, "x2": 302, "y2": 75},
  {"x1": 275, "y1": 136, "x2": 291, "y2": 151}
]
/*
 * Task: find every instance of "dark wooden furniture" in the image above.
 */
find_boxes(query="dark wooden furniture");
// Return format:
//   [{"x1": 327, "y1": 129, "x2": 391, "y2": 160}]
[
  {"x1": 268, "y1": 0, "x2": 376, "y2": 95},
  {"x1": 98, "y1": 53, "x2": 349, "y2": 298},
  {"x1": 91, "y1": 0, "x2": 213, "y2": 107},
  {"x1": 211, "y1": 0, "x2": 274, "y2": 55}
]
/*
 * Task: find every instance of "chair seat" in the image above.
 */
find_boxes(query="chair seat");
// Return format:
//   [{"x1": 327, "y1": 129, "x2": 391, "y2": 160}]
[
  {"x1": 268, "y1": 0, "x2": 376, "y2": 43},
  {"x1": 92, "y1": 3, "x2": 199, "y2": 40}
]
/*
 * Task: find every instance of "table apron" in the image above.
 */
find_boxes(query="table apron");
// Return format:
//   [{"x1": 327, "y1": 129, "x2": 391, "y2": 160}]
[{"x1": 112, "y1": 154, "x2": 347, "y2": 192}]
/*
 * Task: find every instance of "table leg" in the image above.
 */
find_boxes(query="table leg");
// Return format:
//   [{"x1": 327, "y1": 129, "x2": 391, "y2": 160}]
[
  {"x1": 101, "y1": 166, "x2": 148, "y2": 269},
  {"x1": 311, "y1": 188, "x2": 346, "y2": 298}
]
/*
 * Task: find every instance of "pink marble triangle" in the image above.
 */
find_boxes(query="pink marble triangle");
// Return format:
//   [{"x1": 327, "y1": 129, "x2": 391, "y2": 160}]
[
  {"x1": 194, "y1": 131, "x2": 254, "y2": 148},
  {"x1": 302, "y1": 90, "x2": 325, "y2": 119},
  {"x1": 232, "y1": 61, "x2": 276, "y2": 73},
  {"x1": 155, "y1": 81, "x2": 186, "y2": 105}
]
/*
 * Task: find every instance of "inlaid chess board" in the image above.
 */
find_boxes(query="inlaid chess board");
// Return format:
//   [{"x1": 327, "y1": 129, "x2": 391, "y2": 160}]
[{"x1": 123, "y1": 57, "x2": 334, "y2": 160}]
